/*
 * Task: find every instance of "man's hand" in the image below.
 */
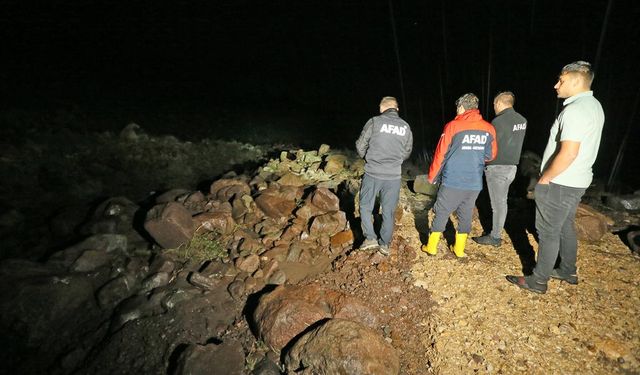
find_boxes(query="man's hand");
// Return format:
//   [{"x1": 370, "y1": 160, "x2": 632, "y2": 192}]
[
  {"x1": 537, "y1": 140, "x2": 580, "y2": 186},
  {"x1": 538, "y1": 177, "x2": 551, "y2": 185}
]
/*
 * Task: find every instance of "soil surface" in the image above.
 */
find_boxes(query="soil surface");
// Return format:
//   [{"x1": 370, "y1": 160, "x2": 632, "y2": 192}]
[{"x1": 311, "y1": 185, "x2": 640, "y2": 374}]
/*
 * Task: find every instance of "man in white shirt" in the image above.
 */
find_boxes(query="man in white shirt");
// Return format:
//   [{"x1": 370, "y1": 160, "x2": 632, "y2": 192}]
[{"x1": 507, "y1": 61, "x2": 605, "y2": 294}]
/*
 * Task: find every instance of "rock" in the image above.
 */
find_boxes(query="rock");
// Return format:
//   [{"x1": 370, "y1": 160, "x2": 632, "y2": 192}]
[
  {"x1": 254, "y1": 185, "x2": 303, "y2": 219},
  {"x1": 80, "y1": 196, "x2": 140, "y2": 237},
  {"x1": 318, "y1": 144, "x2": 331, "y2": 155},
  {"x1": 330, "y1": 230, "x2": 354, "y2": 253},
  {"x1": 209, "y1": 179, "x2": 251, "y2": 202},
  {"x1": 294, "y1": 202, "x2": 325, "y2": 221},
  {"x1": 605, "y1": 193, "x2": 640, "y2": 211},
  {"x1": 238, "y1": 236, "x2": 265, "y2": 255},
  {"x1": 231, "y1": 196, "x2": 249, "y2": 221},
  {"x1": 285, "y1": 319, "x2": 400, "y2": 375},
  {"x1": 72, "y1": 249, "x2": 112, "y2": 272},
  {"x1": 0, "y1": 270, "x2": 103, "y2": 374},
  {"x1": 310, "y1": 187, "x2": 340, "y2": 212},
  {"x1": 251, "y1": 356, "x2": 282, "y2": 375},
  {"x1": 323, "y1": 154, "x2": 347, "y2": 175},
  {"x1": 228, "y1": 279, "x2": 245, "y2": 300},
  {"x1": 119, "y1": 122, "x2": 142, "y2": 140},
  {"x1": 47, "y1": 234, "x2": 128, "y2": 269},
  {"x1": 261, "y1": 259, "x2": 279, "y2": 280},
  {"x1": 140, "y1": 272, "x2": 171, "y2": 293},
  {"x1": 280, "y1": 221, "x2": 305, "y2": 242},
  {"x1": 199, "y1": 261, "x2": 229, "y2": 278},
  {"x1": 156, "y1": 189, "x2": 191, "y2": 204},
  {"x1": 161, "y1": 288, "x2": 199, "y2": 310},
  {"x1": 413, "y1": 174, "x2": 438, "y2": 196},
  {"x1": 111, "y1": 293, "x2": 162, "y2": 332},
  {"x1": 188, "y1": 272, "x2": 223, "y2": 290},
  {"x1": 97, "y1": 275, "x2": 137, "y2": 309},
  {"x1": 181, "y1": 191, "x2": 206, "y2": 215},
  {"x1": 286, "y1": 242, "x2": 305, "y2": 262},
  {"x1": 278, "y1": 172, "x2": 307, "y2": 187},
  {"x1": 309, "y1": 211, "x2": 348, "y2": 237},
  {"x1": 261, "y1": 245, "x2": 289, "y2": 263},
  {"x1": 144, "y1": 202, "x2": 195, "y2": 249},
  {"x1": 253, "y1": 285, "x2": 331, "y2": 351},
  {"x1": 575, "y1": 203, "x2": 613, "y2": 241},
  {"x1": 193, "y1": 211, "x2": 236, "y2": 235},
  {"x1": 267, "y1": 269, "x2": 287, "y2": 285},
  {"x1": 172, "y1": 340, "x2": 245, "y2": 375},
  {"x1": 254, "y1": 217, "x2": 287, "y2": 236},
  {"x1": 252, "y1": 284, "x2": 379, "y2": 352},
  {"x1": 149, "y1": 256, "x2": 176, "y2": 274},
  {"x1": 236, "y1": 254, "x2": 260, "y2": 273}
]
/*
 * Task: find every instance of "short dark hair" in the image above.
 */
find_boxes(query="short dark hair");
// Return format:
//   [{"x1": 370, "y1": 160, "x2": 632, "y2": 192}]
[
  {"x1": 455, "y1": 93, "x2": 479, "y2": 110},
  {"x1": 561, "y1": 61, "x2": 594, "y2": 85},
  {"x1": 494, "y1": 91, "x2": 515, "y2": 107}
]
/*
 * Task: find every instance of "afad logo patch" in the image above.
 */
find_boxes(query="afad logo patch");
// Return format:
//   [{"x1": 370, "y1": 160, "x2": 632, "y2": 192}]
[
  {"x1": 379, "y1": 123, "x2": 407, "y2": 136},
  {"x1": 461, "y1": 133, "x2": 488, "y2": 144}
]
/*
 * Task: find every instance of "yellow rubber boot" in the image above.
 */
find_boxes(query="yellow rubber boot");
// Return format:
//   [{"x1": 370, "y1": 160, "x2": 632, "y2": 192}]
[
  {"x1": 452, "y1": 232, "x2": 468, "y2": 258},
  {"x1": 422, "y1": 232, "x2": 442, "y2": 255}
]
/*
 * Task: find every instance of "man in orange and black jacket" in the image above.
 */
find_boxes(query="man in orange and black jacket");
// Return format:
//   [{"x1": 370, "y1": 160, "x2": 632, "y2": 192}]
[{"x1": 422, "y1": 93, "x2": 497, "y2": 258}]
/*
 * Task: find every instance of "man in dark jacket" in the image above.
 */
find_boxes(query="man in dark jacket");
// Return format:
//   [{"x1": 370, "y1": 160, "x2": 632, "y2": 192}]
[
  {"x1": 473, "y1": 91, "x2": 527, "y2": 247},
  {"x1": 356, "y1": 96, "x2": 413, "y2": 255},
  {"x1": 423, "y1": 93, "x2": 497, "y2": 258}
]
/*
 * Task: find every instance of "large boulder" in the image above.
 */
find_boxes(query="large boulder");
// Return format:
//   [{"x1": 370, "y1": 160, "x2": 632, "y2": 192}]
[
  {"x1": 284, "y1": 319, "x2": 400, "y2": 375},
  {"x1": 575, "y1": 203, "x2": 613, "y2": 241},
  {"x1": 144, "y1": 202, "x2": 195, "y2": 249},
  {"x1": 252, "y1": 284, "x2": 379, "y2": 352},
  {"x1": 254, "y1": 185, "x2": 303, "y2": 219}
]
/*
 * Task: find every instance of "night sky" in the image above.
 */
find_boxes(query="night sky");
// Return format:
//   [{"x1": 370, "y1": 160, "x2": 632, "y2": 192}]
[{"x1": 2, "y1": 0, "x2": 640, "y2": 186}]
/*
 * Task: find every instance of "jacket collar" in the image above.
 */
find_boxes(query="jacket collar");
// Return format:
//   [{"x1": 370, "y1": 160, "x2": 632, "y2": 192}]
[
  {"x1": 455, "y1": 108, "x2": 482, "y2": 121},
  {"x1": 495, "y1": 107, "x2": 514, "y2": 117},
  {"x1": 563, "y1": 90, "x2": 594, "y2": 106},
  {"x1": 382, "y1": 108, "x2": 399, "y2": 117}
]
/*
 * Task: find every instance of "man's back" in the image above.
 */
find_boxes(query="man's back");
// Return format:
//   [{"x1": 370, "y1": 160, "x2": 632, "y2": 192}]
[
  {"x1": 429, "y1": 109, "x2": 497, "y2": 191},
  {"x1": 489, "y1": 107, "x2": 527, "y2": 166},
  {"x1": 356, "y1": 109, "x2": 413, "y2": 180}
]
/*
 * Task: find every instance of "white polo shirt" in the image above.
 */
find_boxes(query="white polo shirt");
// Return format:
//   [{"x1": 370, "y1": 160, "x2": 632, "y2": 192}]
[{"x1": 540, "y1": 91, "x2": 605, "y2": 188}]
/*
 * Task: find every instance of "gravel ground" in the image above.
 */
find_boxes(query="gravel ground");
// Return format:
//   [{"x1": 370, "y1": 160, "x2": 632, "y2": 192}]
[{"x1": 302, "y1": 184, "x2": 640, "y2": 374}]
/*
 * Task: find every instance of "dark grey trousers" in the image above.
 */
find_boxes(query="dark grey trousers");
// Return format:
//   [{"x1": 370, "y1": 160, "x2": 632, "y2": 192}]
[
  {"x1": 532, "y1": 182, "x2": 585, "y2": 282},
  {"x1": 485, "y1": 165, "x2": 517, "y2": 239},
  {"x1": 431, "y1": 186, "x2": 480, "y2": 234},
  {"x1": 359, "y1": 174, "x2": 401, "y2": 246}
]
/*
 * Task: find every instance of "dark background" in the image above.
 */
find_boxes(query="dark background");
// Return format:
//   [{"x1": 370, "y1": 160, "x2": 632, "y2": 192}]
[{"x1": 2, "y1": 0, "x2": 640, "y2": 189}]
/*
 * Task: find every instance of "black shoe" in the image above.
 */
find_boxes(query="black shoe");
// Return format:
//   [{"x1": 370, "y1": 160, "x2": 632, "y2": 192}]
[
  {"x1": 550, "y1": 269, "x2": 578, "y2": 285},
  {"x1": 506, "y1": 275, "x2": 547, "y2": 294},
  {"x1": 472, "y1": 235, "x2": 502, "y2": 247}
]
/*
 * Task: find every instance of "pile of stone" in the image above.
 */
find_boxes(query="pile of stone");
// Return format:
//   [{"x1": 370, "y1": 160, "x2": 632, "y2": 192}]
[
  {"x1": 0, "y1": 144, "x2": 403, "y2": 374},
  {"x1": 142, "y1": 145, "x2": 363, "y2": 293}
]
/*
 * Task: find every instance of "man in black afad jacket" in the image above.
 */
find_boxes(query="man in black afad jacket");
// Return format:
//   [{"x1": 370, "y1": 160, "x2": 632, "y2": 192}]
[
  {"x1": 473, "y1": 91, "x2": 527, "y2": 247},
  {"x1": 356, "y1": 96, "x2": 413, "y2": 256}
]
